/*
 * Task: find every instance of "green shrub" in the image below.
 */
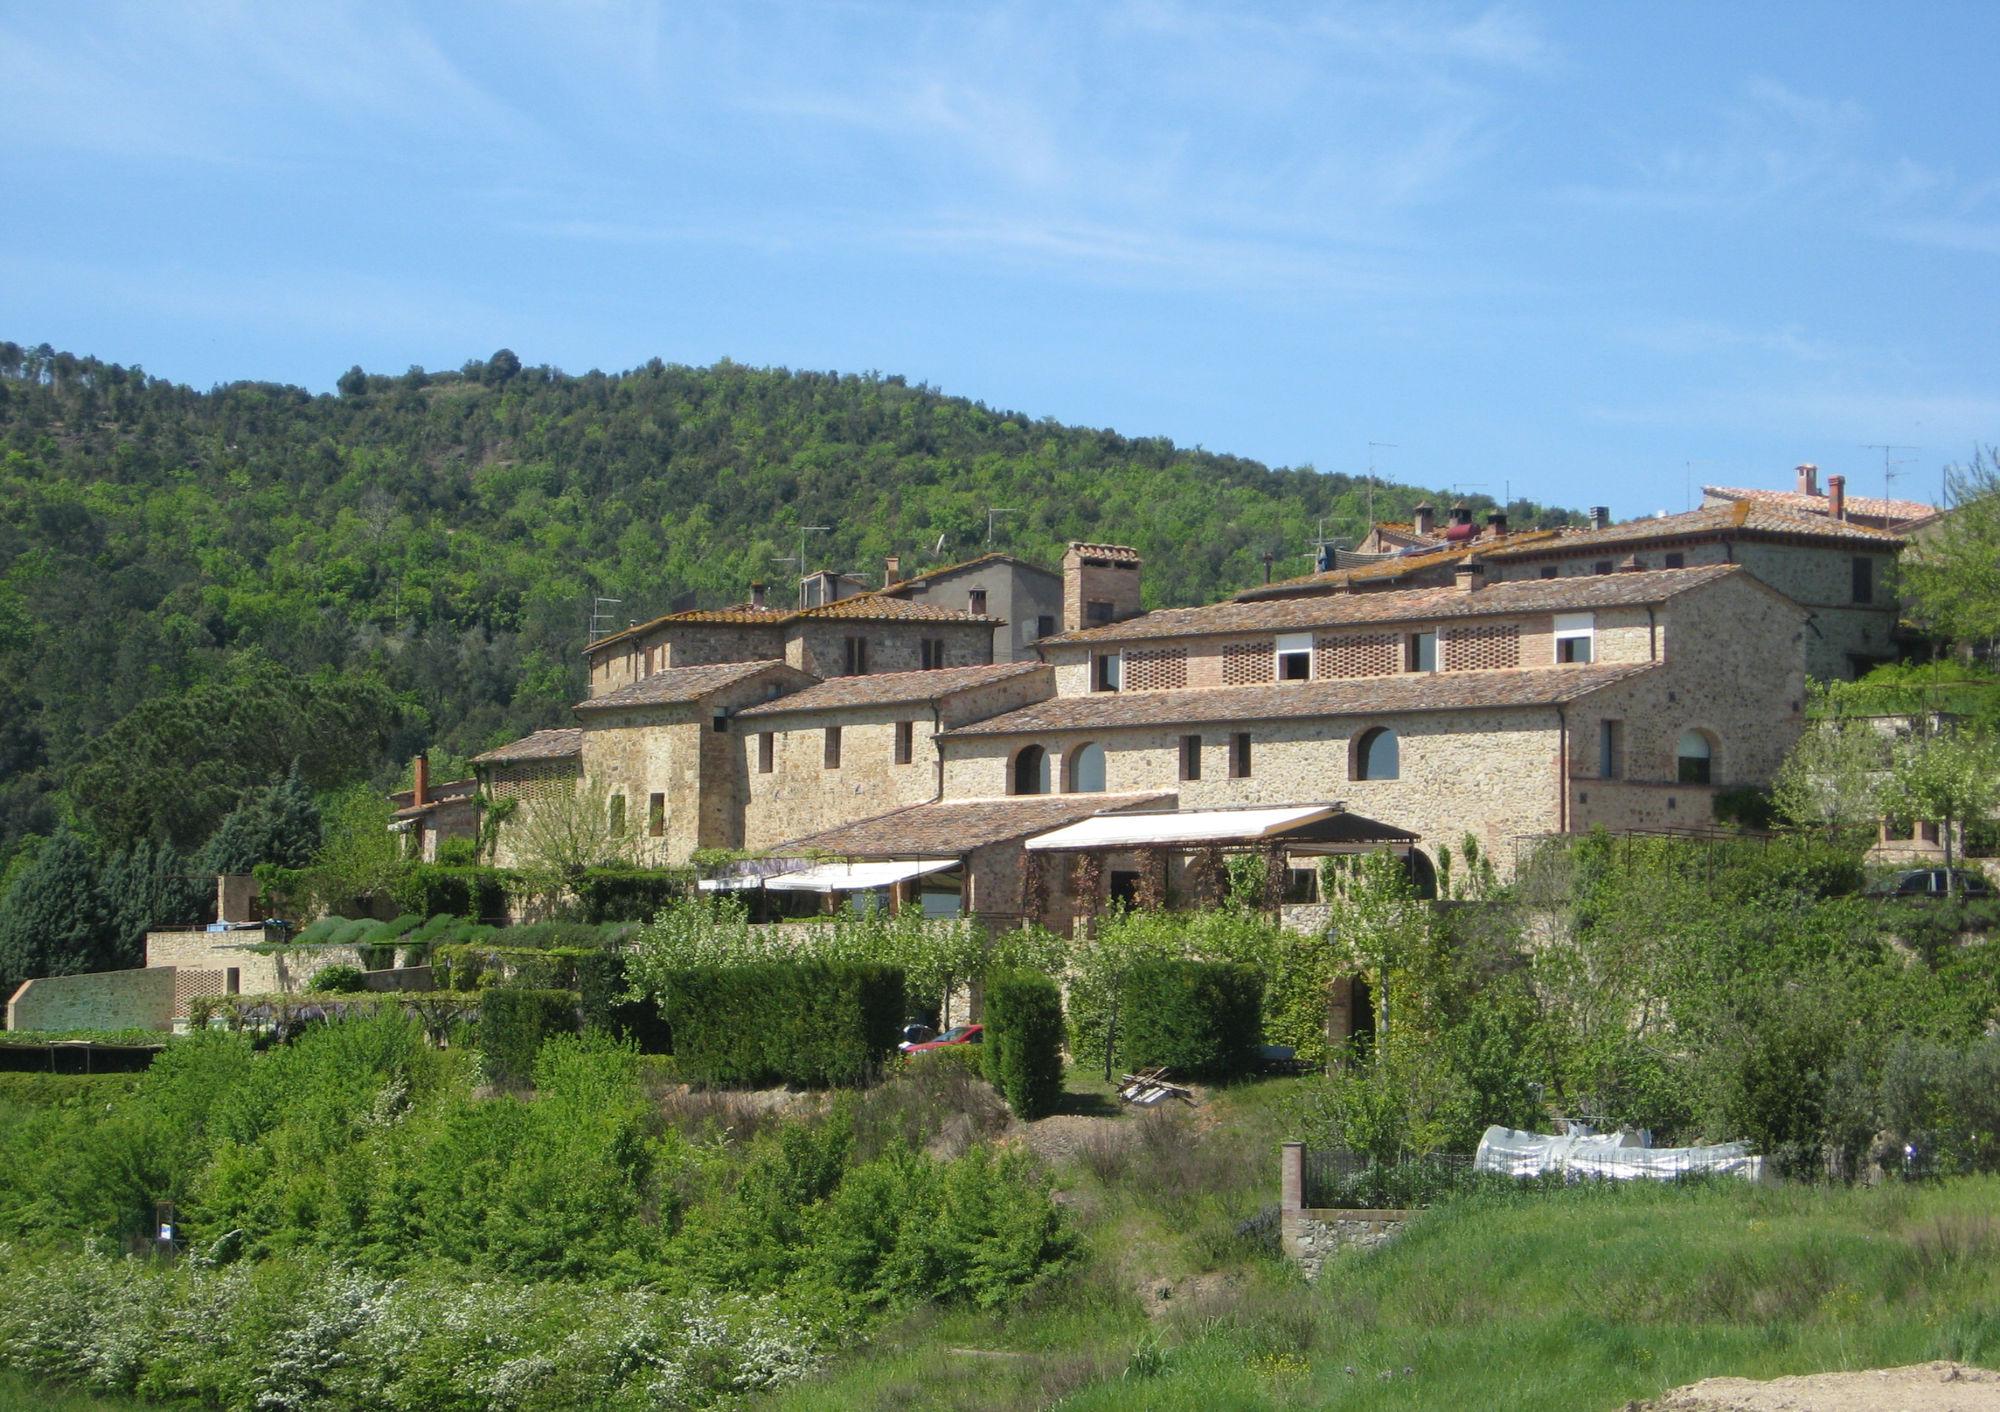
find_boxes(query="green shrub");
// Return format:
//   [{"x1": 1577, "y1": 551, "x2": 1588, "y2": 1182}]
[
  {"x1": 1116, "y1": 959, "x2": 1262, "y2": 1079},
  {"x1": 306, "y1": 964, "x2": 368, "y2": 994},
  {"x1": 295, "y1": 916, "x2": 347, "y2": 944},
  {"x1": 392, "y1": 864, "x2": 513, "y2": 923},
  {"x1": 574, "y1": 867, "x2": 694, "y2": 923},
  {"x1": 434, "y1": 835, "x2": 479, "y2": 866},
  {"x1": 575, "y1": 950, "x2": 671, "y2": 1053},
  {"x1": 477, "y1": 988, "x2": 582, "y2": 1085},
  {"x1": 982, "y1": 970, "x2": 1065, "y2": 1119},
  {"x1": 662, "y1": 961, "x2": 903, "y2": 1086}
]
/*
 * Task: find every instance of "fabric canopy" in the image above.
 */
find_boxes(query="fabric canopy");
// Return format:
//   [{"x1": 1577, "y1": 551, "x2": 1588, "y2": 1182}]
[
  {"x1": 699, "y1": 859, "x2": 958, "y2": 893},
  {"x1": 1474, "y1": 1126, "x2": 1764, "y2": 1182},
  {"x1": 1024, "y1": 805, "x2": 1335, "y2": 851}
]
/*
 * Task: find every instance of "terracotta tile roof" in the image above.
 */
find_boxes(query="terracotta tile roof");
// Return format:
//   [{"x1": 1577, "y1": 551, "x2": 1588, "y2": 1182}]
[
  {"x1": 388, "y1": 778, "x2": 479, "y2": 818},
  {"x1": 1053, "y1": 563, "x2": 1742, "y2": 645},
  {"x1": 574, "y1": 660, "x2": 798, "y2": 713},
  {"x1": 1245, "y1": 530, "x2": 1565, "y2": 598},
  {"x1": 947, "y1": 663, "x2": 1657, "y2": 736},
  {"x1": 794, "y1": 596, "x2": 999, "y2": 623},
  {"x1": 472, "y1": 727, "x2": 584, "y2": 765},
  {"x1": 877, "y1": 552, "x2": 1060, "y2": 595},
  {"x1": 769, "y1": 792, "x2": 1175, "y2": 857},
  {"x1": 636, "y1": 605, "x2": 789, "y2": 626},
  {"x1": 735, "y1": 662, "x2": 1049, "y2": 718},
  {"x1": 1702, "y1": 485, "x2": 1937, "y2": 525},
  {"x1": 587, "y1": 591, "x2": 997, "y2": 651},
  {"x1": 1482, "y1": 502, "x2": 1902, "y2": 555},
  {"x1": 1069, "y1": 541, "x2": 1143, "y2": 564}
]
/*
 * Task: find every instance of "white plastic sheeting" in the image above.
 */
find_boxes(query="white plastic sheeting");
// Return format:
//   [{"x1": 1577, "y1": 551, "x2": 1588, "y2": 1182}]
[
  {"x1": 1474, "y1": 1126, "x2": 1764, "y2": 1182},
  {"x1": 1024, "y1": 805, "x2": 1334, "y2": 851},
  {"x1": 698, "y1": 859, "x2": 957, "y2": 893}
]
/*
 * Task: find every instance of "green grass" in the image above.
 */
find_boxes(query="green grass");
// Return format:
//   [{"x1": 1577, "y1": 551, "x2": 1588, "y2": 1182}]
[
  {"x1": 762, "y1": 1069, "x2": 2000, "y2": 1412},
  {"x1": 0, "y1": 1370, "x2": 157, "y2": 1410}
]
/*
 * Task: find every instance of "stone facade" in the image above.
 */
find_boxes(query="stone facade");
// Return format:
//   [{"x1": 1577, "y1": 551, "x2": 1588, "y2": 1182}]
[
  {"x1": 141, "y1": 931, "x2": 369, "y2": 1015},
  {"x1": 879, "y1": 554, "x2": 1065, "y2": 662},
  {"x1": 7, "y1": 966, "x2": 177, "y2": 1032}
]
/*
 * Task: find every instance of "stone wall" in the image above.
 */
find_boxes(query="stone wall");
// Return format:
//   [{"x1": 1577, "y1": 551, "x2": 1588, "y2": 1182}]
[
  {"x1": 144, "y1": 931, "x2": 365, "y2": 1004},
  {"x1": 783, "y1": 620, "x2": 995, "y2": 678},
  {"x1": 895, "y1": 561, "x2": 1064, "y2": 662},
  {"x1": 740, "y1": 709, "x2": 941, "y2": 851},
  {"x1": 1278, "y1": 1142, "x2": 1410, "y2": 1281},
  {"x1": 7, "y1": 967, "x2": 177, "y2": 1032}
]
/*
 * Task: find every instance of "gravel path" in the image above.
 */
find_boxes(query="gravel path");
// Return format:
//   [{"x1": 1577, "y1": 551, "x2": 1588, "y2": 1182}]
[{"x1": 1634, "y1": 1362, "x2": 2000, "y2": 1411}]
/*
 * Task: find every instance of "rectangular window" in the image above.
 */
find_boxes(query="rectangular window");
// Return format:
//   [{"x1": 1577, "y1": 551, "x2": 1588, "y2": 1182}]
[
  {"x1": 968, "y1": 589, "x2": 988, "y2": 615},
  {"x1": 1229, "y1": 732, "x2": 1252, "y2": 780},
  {"x1": 1664, "y1": 552, "x2": 1685, "y2": 569},
  {"x1": 843, "y1": 636, "x2": 868, "y2": 675},
  {"x1": 1179, "y1": 733, "x2": 1202, "y2": 781},
  {"x1": 1093, "y1": 652, "x2": 1121, "y2": 692},
  {"x1": 1406, "y1": 630, "x2": 1438, "y2": 672},
  {"x1": 1594, "y1": 560, "x2": 1613, "y2": 576},
  {"x1": 824, "y1": 727, "x2": 842, "y2": 769},
  {"x1": 1036, "y1": 614, "x2": 1056, "y2": 639},
  {"x1": 1275, "y1": 631, "x2": 1312, "y2": 681},
  {"x1": 711, "y1": 713, "x2": 728, "y2": 733},
  {"x1": 1852, "y1": 556, "x2": 1874, "y2": 604},
  {"x1": 758, "y1": 732, "x2": 774, "y2": 774},
  {"x1": 1086, "y1": 600, "x2": 1114, "y2": 624},
  {"x1": 648, "y1": 792, "x2": 666, "y2": 837},
  {"x1": 1599, "y1": 720, "x2": 1622, "y2": 780},
  {"x1": 224, "y1": 967, "x2": 241, "y2": 996},
  {"x1": 920, "y1": 638, "x2": 945, "y2": 670},
  {"x1": 1283, "y1": 867, "x2": 1319, "y2": 904},
  {"x1": 895, "y1": 719, "x2": 914, "y2": 765},
  {"x1": 1554, "y1": 612, "x2": 1594, "y2": 665},
  {"x1": 1540, "y1": 566, "x2": 1559, "y2": 579}
]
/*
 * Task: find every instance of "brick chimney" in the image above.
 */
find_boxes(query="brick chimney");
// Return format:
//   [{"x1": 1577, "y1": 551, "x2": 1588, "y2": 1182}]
[
  {"x1": 1454, "y1": 557, "x2": 1486, "y2": 593},
  {"x1": 1062, "y1": 542, "x2": 1143, "y2": 632},
  {"x1": 1796, "y1": 463, "x2": 1820, "y2": 496},
  {"x1": 884, "y1": 555, "x2": 902, "y2": 587},
  {"x1": 1412, "y1": 502, "x2": 1436, "y2": 538},
  {"x1": 1449, "y1": 502, "x2": 1474, "y2": 529},
  {"x1": 413, "y1": 753, "x2": 430, "y2": 809},
  {"x1": 1486, "y1": 510, "x2": 1508, "y2": 539},
  {"x1": 1828, "y1": 474, "x2": 1846, "y2": 521},
  {"x1": 1589, "y1": 505, "x2": 1611, "y2": 531},
  {"x1": 750, "y1": 581, "x2": 767, "y2": 610}
]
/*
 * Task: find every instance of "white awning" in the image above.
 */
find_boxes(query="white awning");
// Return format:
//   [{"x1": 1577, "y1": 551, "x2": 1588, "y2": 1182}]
[
  {"x1": 699, "y1": 859, "x2": 959, "y2": 893},
  {"x1": 1025, "y1": 805, "x2": 1336, "y2": 851}
]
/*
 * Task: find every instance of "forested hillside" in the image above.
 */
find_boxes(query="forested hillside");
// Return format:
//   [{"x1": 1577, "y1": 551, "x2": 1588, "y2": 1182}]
[{"x1": 0, "y1": 340, "x2": 1564, "y2": 864}]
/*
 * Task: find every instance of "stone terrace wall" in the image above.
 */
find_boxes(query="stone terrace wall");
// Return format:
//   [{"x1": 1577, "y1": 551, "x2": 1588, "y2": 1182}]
[{"x1": 7, "y1": 967, "x2": 177, "y2": 1032}]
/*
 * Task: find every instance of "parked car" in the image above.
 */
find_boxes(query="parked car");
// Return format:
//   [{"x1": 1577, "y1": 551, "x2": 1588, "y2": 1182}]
[
  {"x1": 897, "y1": 1022, "x2": 939, "y2": 1051},
  {"x1": 903, "y1": 1024, "x2": 983, "y2": 1056},
  {"x1": 1865, "y1": 867, "x2": 1995, "y2": 899}
]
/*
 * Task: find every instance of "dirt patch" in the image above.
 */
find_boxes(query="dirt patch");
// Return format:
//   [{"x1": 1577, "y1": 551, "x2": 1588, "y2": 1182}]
[
  {"x1": 1136, "y1": 1269, "x2": 1238, "y2": 1319},
  {"x1": 1632, "y1": 1362, "x2": 2000, "y2": 1411}
]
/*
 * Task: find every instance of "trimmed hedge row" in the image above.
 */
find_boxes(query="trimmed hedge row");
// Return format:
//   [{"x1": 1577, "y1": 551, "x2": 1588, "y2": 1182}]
[
  {"x1": 391, "y1": 864, "x2": 515, "y2": 922},
  {"x1": 1116, "y1": 959, "x2": 1262, "y2": 1079},
  {"x1": 661, "y1": 961, "x2": 903, "y2": 1086},
  {"x1": 982, "y1": 970, "x2": 1065, "y2": 1119},
  {"x1": 479, "y1": 988, "x2": 582, "y2": 1084},
  {"x1": 573, "y1": 867, "x2": 695, "y2": 923}
]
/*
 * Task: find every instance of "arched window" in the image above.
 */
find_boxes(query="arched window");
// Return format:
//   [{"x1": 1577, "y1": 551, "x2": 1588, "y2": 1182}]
[
  {"x1": 1012, "y1": 744, "x2": 1051, "y2": 796},
  {"x1": 1353, "y1": 727, "x2": 1399, "y2": 781},
  {"x1": 1677, "y1": 730, "x2": 1714, "y2": 785},
  {"x1": 1066, "y1": 742, "x2": 1106, "y2": 793}
]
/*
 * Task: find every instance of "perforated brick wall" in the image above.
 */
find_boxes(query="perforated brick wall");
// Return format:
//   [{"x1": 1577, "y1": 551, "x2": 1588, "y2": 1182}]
[
  {"x1": 1316, "y1": 632, "x2": 1400, "y2": 678},
  {"x1": 1442, "y1": 623, "x2": 1520, "y2": 672},
  {"x1": 1222, "y1": 640, "x2": 1276, "y2": 685},
  {"x1": 1124, "y1": 648, "x2": 1188, "y2": 691},
  {"x1": 486, "y1": 757, "x2": 579, "y2": 810}
]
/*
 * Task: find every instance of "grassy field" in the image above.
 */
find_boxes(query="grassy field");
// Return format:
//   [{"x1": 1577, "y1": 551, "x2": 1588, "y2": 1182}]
[{"x1": 763, "y1": 1071, "x2": 2000, "y2": 1410}]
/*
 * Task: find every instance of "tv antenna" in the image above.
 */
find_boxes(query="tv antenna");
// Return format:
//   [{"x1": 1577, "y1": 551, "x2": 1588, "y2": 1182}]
[
  {"x1": 1684, "y1": 459, "x2": 1718, "y2": 513},
  {"x1": 984, "y1": 507, "x2": 1019, "y2": 545},
  {"x1": 1860, "y1": 444, "x2": 1921, "y2": 498},
  {"x1": 587, "y1": 596, "x2": 623, "y2": 644},
  {"x1": 1365, "y1": 441, "x2": 1398, "y2": 525},
  {"x1": 770, "y1": 524, "x2": 830, "y2": 607}
]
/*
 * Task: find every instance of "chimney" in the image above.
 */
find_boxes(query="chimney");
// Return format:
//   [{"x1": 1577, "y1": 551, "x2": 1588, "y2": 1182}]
[
  {"x1": 1412, "y1": 502, "x2": 1436, "y2": 538},
  {"x1": 1450, "y1": 502, "x2": 1474, "y2": 528},
  {"x1": 413, "y1": 753, "x2": 429, "y2": 809},
  {"x1": 1828, "y1": 474, "x2": 1846, "y2": 521},
  {"x1": 1062, "y1": 542, "x2": 1143, "y2": 632},
  {"x1": 1796, "y1": 463, "x2": 1819, "y2": 497},
  {"x1": 1485, "y1": 510, "x2": 1508, "y2": 539},
  {"x1": 750, "y1": 581, "x2": 768, "y2": 610},
  {"x1": 1590, "y1": 505, "x2": 1611, "y2": 531},
  {"x1": 1261, "y1": 550, "x2": 1275, "y2": 584},
  {"x1": 883, "y1": 555, "x2": 902, "y2": 587},
  {"x1": 1454, "y1": 557, "x2": 1486, "y2": 593}
]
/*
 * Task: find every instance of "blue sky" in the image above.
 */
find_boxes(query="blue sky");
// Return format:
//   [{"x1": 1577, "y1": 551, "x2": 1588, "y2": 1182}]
[{"x1": 5, "y1": 2, "x2": 1997, "y2": 516}]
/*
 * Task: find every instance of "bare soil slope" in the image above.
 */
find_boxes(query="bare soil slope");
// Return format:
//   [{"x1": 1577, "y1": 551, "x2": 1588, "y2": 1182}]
[{"x1": 1637, "y1": 1361, "x2": 2000, "y2": 1411}]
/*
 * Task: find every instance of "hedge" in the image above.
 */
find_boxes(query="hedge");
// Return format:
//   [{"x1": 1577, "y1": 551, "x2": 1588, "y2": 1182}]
[
  {"x1": 662, "y1": 961, "x2": 903, "y2": 1086},
  {"x1": 392, "y1": 864, "x2": 515, "y2": 922},
  {"x1": 479, "y1": 988, "x2": 583, "y2": 1084},
  {"x1": 982, "y1": 970, "x2": 1065, "y2": 1119},
  {"x1": 573, "y1": 867, "x2": 695, "y2": 923},
  {"x1": 1116, "y1": 959, "x2": 1263, "y2": 1079}
]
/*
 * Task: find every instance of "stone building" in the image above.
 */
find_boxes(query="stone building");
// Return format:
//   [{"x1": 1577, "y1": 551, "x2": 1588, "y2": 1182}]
[
  {"x1": 872, "y1": 553, "x2": 1065, "y2": 662},
  {"x1": 1701, "y1": 462, "x2": 1938, "y2": 532}
]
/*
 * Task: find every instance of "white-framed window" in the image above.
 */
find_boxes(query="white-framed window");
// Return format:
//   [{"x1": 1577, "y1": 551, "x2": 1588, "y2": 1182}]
[
  {"x1": 1406, "y1": 630, "x2": 1437, "y2": 673},
  {"x1": 1092, "y1": 652, "x2": 1122, "y2": 692},
  {"x1": 1554, "y1": 612, "x2": 1594, "y2": 665},
  {"x1": 1275, "y1": 632, "x2": 1313, "y2": 682}
]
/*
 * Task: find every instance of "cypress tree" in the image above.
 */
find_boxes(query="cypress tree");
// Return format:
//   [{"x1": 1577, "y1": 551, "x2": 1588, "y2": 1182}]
[{"x1": 0, "y1": 829, "x2": 114, "y2": 991}]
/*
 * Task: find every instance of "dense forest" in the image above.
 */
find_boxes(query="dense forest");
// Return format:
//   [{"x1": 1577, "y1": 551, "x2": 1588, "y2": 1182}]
[{"x1": 0, "y1": 341, "x2": 1568, "y2": 912}]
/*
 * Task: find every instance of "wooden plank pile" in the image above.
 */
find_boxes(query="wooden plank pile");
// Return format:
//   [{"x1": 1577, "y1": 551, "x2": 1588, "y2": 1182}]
[{"x1": 1118, "y1": 1067, "x2": 1194, "y2": 1106}]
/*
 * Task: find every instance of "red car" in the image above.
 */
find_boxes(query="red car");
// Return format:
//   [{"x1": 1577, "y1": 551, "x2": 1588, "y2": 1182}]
[{"x1": 903, "y1": 1024, "x2": 983, "y2": 1056}]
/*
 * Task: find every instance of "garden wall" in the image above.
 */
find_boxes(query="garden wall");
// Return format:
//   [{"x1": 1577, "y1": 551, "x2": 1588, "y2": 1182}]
[{"x1": 6, "y1": 967, "x2": 176, "y2": 1033}]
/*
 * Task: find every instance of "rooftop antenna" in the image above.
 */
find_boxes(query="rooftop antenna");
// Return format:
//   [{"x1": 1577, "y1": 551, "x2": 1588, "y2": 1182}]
[
  {"x1": 587, "y1": 596, "x2": 623, "y2": 644},
  {"x1": 1366, "y1": 441, "x2": 1398, "y2": 525},
  {"x1": 984, "y1": 507, "x2": 1019, "y2": 546},
  {"x1": 1860, "y1": 444, "x2": 1921, "y2": 499},
  {"x1": 1684, "y1": 459, "x2": 1717, "y2": 514},
  {"x1": 771, "y1": 524, "x2": 830, "y2": 607}
]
